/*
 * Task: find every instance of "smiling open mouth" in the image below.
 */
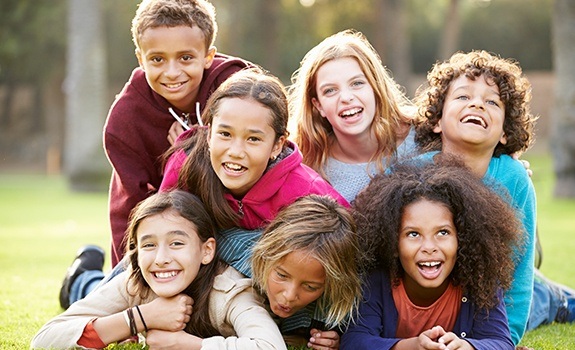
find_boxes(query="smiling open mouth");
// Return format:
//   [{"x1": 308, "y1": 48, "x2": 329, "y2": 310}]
[
  {"x1": 340, "y1": 107, "x2": 363, "y2": 118},
  {"x1": 163, "y1": 82, "x2": 185, "y2": 89},
  {"x1": 461, "y1": 115, "x2": 487, "y2": 128},
  {"x1": 224, "y1": 162, "x2": 247, "y2": 172},
  {"x1": 154, "y1": 271, "x2": 178, "y2": 279}
]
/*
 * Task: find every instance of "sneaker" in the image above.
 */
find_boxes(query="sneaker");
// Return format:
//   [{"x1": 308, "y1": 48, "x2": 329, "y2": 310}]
[
  {"x1": 555, "y1": 285, "x2": 575, "y2": 323},
  {"x1": 59, "y1": 245, "x2": 105, "y2": 309}
]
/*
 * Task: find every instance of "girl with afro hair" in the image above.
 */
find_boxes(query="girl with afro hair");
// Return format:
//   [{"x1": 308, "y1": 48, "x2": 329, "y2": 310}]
[{"x1": 342, "y1": 158, "x2": 520, "y2": 350}]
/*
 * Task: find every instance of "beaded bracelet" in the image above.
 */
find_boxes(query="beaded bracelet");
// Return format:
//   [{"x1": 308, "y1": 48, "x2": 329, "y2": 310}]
[{"x1": 134, "y1": 305, "x2": 149, "y2": 332}]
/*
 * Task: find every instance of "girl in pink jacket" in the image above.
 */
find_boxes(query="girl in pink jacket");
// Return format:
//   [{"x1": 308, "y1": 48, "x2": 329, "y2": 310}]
[{"x1": 160, "y1": 68, "x2": 348, "y2": 230}]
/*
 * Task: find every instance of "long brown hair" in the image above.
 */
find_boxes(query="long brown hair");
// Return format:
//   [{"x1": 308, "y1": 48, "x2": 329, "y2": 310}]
[
  {"x1": 124, "y1": 190, "x2": 223, "y2": 337},
  {"x1": 163, "y1": 68, "x2": 290, "y2": 229}
]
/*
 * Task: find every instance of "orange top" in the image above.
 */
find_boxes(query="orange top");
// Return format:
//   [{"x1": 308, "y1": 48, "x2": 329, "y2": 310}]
[
  {"x1": 77, "y1": 319, "x2": 107, "y2": 348},
  {"x1": 392, "y1": 279, "x2": 462, "y2": 338}
]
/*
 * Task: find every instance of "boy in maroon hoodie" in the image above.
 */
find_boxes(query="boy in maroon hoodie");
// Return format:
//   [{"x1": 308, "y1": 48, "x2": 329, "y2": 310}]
[
  {"x1": 104, "y1": 0, "x2": 252, "y2": 267},
  {"x1": 58, "y1": 0, "x2": 252, "y2": 309}
]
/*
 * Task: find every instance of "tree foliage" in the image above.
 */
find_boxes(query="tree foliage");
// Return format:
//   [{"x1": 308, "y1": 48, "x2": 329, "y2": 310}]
[{"x1": 0, "y1": 0, "x2": 555, "y2": 177}]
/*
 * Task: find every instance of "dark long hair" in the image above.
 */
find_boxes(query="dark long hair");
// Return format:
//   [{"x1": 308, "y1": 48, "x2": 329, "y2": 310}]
[
  {"x1": 124, "y1": 190, "x2": 223, "y2": 337},
  {"x1": 163, "y1": 68, "x2": 289, "y2": 229}
]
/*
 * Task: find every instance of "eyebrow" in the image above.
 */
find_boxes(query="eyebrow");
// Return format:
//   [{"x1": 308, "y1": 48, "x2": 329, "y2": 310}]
[
  {"x1": 451, "y1": 85, "x2": 500, "y2": 97},
  {"x1": 317, "y1": 73, "x2": 366, "y2": 90},
  {"x1": 215, "y1": 123, "x2": 267, "y2": 135},
  {"x1": 139, "y1": 230, "x2": 190, "y2": 242}
]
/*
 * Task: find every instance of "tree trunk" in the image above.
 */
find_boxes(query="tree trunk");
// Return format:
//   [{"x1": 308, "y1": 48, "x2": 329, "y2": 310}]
[
  {"x1": 258, "y1": 0, "x2": 280, "y2": 74},
  {"x1": 64, "y1": 0, "x2": 110, "y2": 191},
  {"x1": 551, "y1": 0, "x2": 575, "y2": 197},
  {"x1": 438, "y1": 0, "x2": 460, "y2": 60},
  {"x1": 373, "y1": 0, "x2": 412, "y2": 94}
]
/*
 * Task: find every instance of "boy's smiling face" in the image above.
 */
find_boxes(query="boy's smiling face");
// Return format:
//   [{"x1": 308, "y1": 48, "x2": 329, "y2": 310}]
[
  {"x1": 434, "y1": 75, "x2": 507, "y2": 155},
  {"x1": 136, "y1": 25, "x2": 216, "y2": 112}
]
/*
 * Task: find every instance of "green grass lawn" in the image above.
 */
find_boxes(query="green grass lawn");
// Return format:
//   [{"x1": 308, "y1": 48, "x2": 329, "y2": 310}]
[{"x1": 1, "y1": 152, "x2": 574, "y2": 349}]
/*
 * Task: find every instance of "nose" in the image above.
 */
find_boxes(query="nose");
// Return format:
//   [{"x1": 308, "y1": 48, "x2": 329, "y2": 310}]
[
  {"x1": 282, "y1": 283, "x2": 299, "y2": 303},
  {"x1": 164, "y1": 60, "x2": 181, "y2": 79},
  {"x1": 227, "y1": 138, "x2": 246, "y2": 159},
  {"x1": 468, "y1": 96, "x2": 485, "y2": 110},
  {"x1": 154, "y1": 245, "x2": 172, "y2": 266},
  {"x1": 421, "y1": 237, "x2": 438, "y2": 254},
  {"x1": 340, "y1": 88, "x2": 355, "y2": 103}
]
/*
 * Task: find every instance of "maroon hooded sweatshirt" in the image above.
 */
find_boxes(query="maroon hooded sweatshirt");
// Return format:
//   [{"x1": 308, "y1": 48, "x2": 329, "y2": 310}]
[{"x1": 103, "y1": 53, "x2": 252, "y2": 266}]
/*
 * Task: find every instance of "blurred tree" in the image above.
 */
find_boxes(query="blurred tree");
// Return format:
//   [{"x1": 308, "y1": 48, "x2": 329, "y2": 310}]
[
  {"x1": 0, "y1": 0, "x2": 67, "y2": 167},
  {"x1": 64, "y1": 0, "x2": 110, "y2": 191},
  {"x1": 437, "y1": 0, "x2": 460, "y2": 60},
  {"x1": 0, "y1": 0, "x2": 556, "y2": 174},
  {"x1": 550, "y1": 0, "x2": 575, "y2": 197},
  {"x1": 410, "y1": 0, "x2": 552, "y2": 73},
  {"x1": 459, "y1": 0, "x2": 552, "y2": 70},
  {"x1": 372, "y1": 0, "x2": 413, "y2": 92}
]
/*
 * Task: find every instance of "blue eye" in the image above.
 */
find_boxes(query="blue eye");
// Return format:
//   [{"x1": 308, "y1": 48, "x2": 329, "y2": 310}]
[{"x1": 323, "y1": 87, "x2": 335, "y2": 95}]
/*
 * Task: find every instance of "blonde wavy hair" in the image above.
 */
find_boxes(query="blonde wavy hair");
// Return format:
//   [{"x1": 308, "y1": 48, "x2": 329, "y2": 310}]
[
  {"x1": 289, "y1": 29, "x2": 414, "y2": 180},
  {"x1": 251, "y1": 195, "x2": 362, "y2": 329}
]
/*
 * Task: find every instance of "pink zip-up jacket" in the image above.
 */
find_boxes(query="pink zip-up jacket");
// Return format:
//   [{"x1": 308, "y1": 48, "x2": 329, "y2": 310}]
[{"x1": 160, "y1": 130, "x2": 349, "y2": 229}]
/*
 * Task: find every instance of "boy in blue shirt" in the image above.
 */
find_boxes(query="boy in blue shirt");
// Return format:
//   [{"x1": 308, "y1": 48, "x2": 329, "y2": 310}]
[{"x1": 412, "y1": 50, "x2": 574, "y2": 345}]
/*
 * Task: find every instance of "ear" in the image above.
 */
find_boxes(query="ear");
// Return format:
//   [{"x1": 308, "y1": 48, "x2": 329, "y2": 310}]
[
  {"x1": 201, "y1": 237, "x2": 216, "y2": 265},
  {"x1": 311, "y1": 97, "x2": 326, "y2": 118},
  {"x1": 499, "y1": 132, "x2": 507, "y2": 145},
  {"x1": 433, "y1": 119, "x2": 442, "y2": 134},
  {"x1": 135, "y1": 48, "x2": 144, "y2": 69},
  {"x1": 204, "y1": 46, "x2": 217, "y2": 69},
  {"x1": 271, "y1": 135, "x2": 286, "y2": 160}
]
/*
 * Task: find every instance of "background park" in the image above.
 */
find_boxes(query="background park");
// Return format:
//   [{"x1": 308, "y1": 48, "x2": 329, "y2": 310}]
[{"x1": 1, "y1": 0, "x2": 574, "y2": 348}]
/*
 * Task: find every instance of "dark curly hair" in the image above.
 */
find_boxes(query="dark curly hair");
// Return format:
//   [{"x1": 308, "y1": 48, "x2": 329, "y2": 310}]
[
  {"x1": 352, "y1": 156, "x2": 523, "y2": 310},
  {"x1": 414, "y1": 50, "x2": 537, "y2": 157}
]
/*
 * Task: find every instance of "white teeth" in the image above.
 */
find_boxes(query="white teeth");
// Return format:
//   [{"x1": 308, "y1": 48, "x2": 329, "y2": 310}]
[
  {"x1": 155, "y1": 271, "x2": 177, "y2": 279},
  {"x1": 165, "y1": 82, "x2": 183, "y2": 88},
  {"x1": 340, "y1": 107, "x2": 362, "y2": 117},
  {"x1": 154, "y1": 271, "x2": 178, "y2": 278},
  {"x1": 224, "y1": 162, "x2": 243, "y2": 171},
  {"x1": 419, "y1": 261, "x2": 441, "y2": 267},
  {"x1": 461, "y1": 115, "x2": 487, "y2": 128}
]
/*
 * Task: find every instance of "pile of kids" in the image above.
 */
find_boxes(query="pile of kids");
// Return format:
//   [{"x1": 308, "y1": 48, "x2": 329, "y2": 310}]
[{"x1": 32, "y1": 1, "x2": 575, "y2": 349}]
